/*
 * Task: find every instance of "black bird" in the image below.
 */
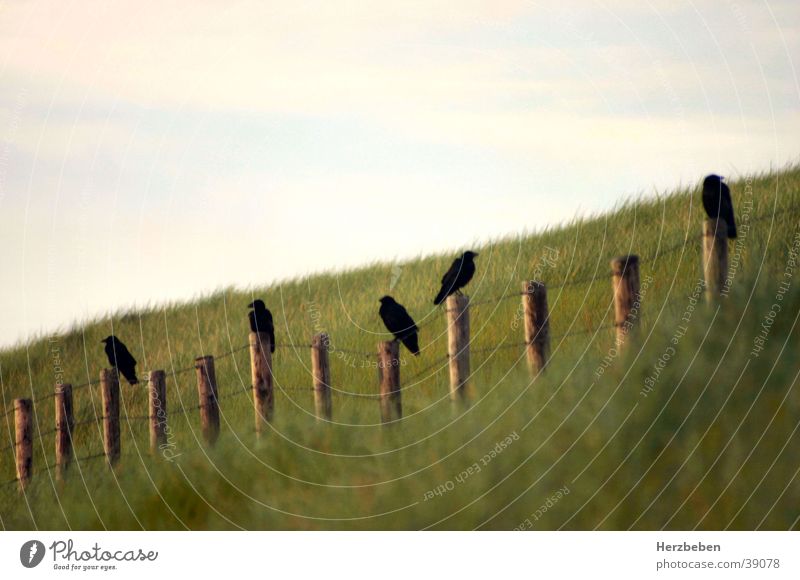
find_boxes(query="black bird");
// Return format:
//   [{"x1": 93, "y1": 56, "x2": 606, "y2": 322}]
[
  {"x1": 248, "y1": 299, "x2": 275, "y2": 353},
  {"x1": 702, "y1": 174, "x2": 737, "y2": 239},
  {"x1": 379, "y1": 296, "x2": 420, "y2": 355},
  {"x1": 433, "y1": 251, "x2": 479, "y2": 305},
  {"x1": 101, "y1": 335, "x2": 139, "y2": 385}
]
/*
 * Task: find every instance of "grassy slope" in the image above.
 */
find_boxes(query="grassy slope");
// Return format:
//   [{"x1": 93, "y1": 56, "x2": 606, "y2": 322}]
[{"x1": 1, "y1": 166, "x2": 799, "y2": 530}]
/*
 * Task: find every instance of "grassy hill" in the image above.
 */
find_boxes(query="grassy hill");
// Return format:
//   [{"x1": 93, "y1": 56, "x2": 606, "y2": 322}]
[{"x1": 1, "y1": 165, "x2": 799, "y2": 530}]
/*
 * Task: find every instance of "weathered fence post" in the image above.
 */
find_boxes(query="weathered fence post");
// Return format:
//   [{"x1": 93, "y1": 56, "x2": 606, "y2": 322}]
[
  {"x1": 311, "y1": 333, "x2": 332, "y2": 421},
  {"x1": 522, "y1": 280, "x2": 550, "y2": 375},
  {"x1": 14, "y1": 398, "x2": 32, "y2": 491},
  {"x1": 195, "y1": 355, "x2": 220, "y2": 445},
  {"x1": 703, "y1": 218, "x2": 729, "y2": 303},
  {"x1": 446, "y1": 294, "x2": 471, "y2": 403},
  {"x1": 378, "y1": 340, "x2": 402, "y2": 423},
  {"x1": 610, "y1": 255, "x2": 641, "y2": 348},
  {"x1": 148, "y1": 370, "x2": 167, "y2": 453},
  {"x1": 100, "y1": 368, "x2": 121, "y2": 466},
  {"x1": 249, "y1": 332, "x2": 274, "y2": 433},
  {"x1": 54, "y1": 383, "x2": 74, "y2": 480}
]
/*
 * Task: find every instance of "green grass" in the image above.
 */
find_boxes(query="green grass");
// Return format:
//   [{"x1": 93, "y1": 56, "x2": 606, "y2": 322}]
[{"x1": 1, "y1": 165, "x2": 800, "y2": 530}]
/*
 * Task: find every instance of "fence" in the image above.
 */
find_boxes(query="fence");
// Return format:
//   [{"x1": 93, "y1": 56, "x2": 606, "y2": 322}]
[{"x1": 0, "y1": 215, "x2": 755, "y2": 491}]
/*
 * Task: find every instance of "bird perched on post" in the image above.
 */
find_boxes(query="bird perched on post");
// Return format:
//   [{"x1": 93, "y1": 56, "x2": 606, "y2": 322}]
[
  {"x1": 248, "y1": 299, "x2": 275, "y2": 353},
  {"x1": 701, "y1": 174, "x2": 737, "y2": 239},
  {"x1": 379, "y1": 296, "x2": 420, "y2": 355},
  {"x1": 101, "y1": 336, "x2": 139, "y2": 385},
  {"x1": 433, "y1": 251, "x2": 479, "y2": 305}
]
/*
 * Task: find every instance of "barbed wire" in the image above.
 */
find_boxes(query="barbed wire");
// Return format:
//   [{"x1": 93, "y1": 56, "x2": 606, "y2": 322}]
[
  {"x1": 470, "y1": 342, "x2": 527, "y2": 355},
  {"x1": 642, "y1": 236, "x2": 699, "y2": 262},
  {"x1": 405, "y1": 356, "x2": 450, "y2": 382},
  {"x1": 4, "y1": 447, "x2": 140, "y2": 484},
  {"x1": 216, "y1": 389, "x2": 250, "y2": 402},
  {"x1": 0, "y1": 424, "x2": 61, "y2": 454},
  {"x1": 0, "y1": 392, "x2": 58, "y2": 413},
  {"x1": 123, "y1": 415, "x2": 151, "y2": 422},
  {"x1": 470, "y1": 292, "x2": 524, "y2": 307},
  {"x1": 73, "y1": 415, "x2": 103, "y2": 428},
  {"x1": 551, "y1": 323, "x2": 615, "y2": 340},
  {"x1": 1, "y1": 205, "x2": 798, "y2": 424},
  {"x1": 329, "y1": 347, "x2": 374, "y2": 357},
  {"x1": 551, "y1": 272, "x2": 608, "y2": 290},
  {"x1": 75, "y1": 451, "x2": 108, "y2": 463},
  {"x1": 278, "y1": 385, "x2": 314, "y2": 394},
  {"x1": 0, "y1": 446, "x2": 174, "y2": 492},
  {"x1": 0, "y1": 476, "x2": 20, "y2": 489},
  {"x1": 214, "y1": 343, "x2": 250, "y2": 361},
  {"x1": 33, "y1": 427, "x2": 58, "y2": 440},
  {"x1": 168, "y1": 403, "x2": 203, "y2": 417},
  {"x1": 275, "y1": 342, "x2": 313, "y2": 350},
  {"x1": 71, "y1": 378, "x2": 100, "y2": 391},
  {"x1": 171, "y1": 364, "x2": 197, "y2": 377},
  {"x1": 2, "y1": 465, "x2": 56, "y2": 491}
]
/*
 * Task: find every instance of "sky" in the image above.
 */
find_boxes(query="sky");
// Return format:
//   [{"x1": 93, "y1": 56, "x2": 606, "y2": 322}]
[{"x1": 0, "y1": 0, "x2": 798, "y2": 347}]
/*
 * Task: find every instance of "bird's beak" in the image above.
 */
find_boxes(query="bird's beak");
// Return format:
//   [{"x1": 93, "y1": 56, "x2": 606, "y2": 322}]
[{"x1": 247, "y1": 301, "x2": 254, "y2": 308}]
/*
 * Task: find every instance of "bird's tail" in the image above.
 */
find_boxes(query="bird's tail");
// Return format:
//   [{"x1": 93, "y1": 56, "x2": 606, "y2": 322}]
[
  {"x1": 433, "y1": 287, "x2": 447, "y2": 305},
  {"x1": 728, "y1": 222, "x2": 737, "y2": 239},
  {"x1": 402, "y1": 334, "x2": 420, "y2": 356}
]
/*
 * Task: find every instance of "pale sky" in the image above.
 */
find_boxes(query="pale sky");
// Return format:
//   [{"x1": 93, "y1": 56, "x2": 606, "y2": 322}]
[{"x1": 0, "y1": 0, "x2": 798, "y2": 347}]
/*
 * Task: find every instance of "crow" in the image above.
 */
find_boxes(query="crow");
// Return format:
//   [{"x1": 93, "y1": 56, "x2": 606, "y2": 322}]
[
  {"x1": 379, "y1": 296, "x2": 420, "y2": 355},
  {"x1": 702, "y1": 174, "x2": 737, "y2": 239},
  {"x1": 101, "y1": 335, "x2": 139, "y2": 385},
  {"x1": 248, "y1": 299, "x2": 275, "y2": 353},
  {"x1": 433, "y1": 251, "x2": 479, "y2": 305}
]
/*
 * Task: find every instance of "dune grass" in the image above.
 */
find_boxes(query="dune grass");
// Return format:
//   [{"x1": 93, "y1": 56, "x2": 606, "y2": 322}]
[{"x1": 1, "y1": 165, "x2": 799, "y2": 530}]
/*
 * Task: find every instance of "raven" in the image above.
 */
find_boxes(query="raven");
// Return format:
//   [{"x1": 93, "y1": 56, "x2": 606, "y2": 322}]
[
  {"x1": 248, "y1": 299, "x2": 275, "y2": 353},
  {"x1": 101, "y1": 335, "x2": 139, "y2": 385},
  {"x1": 433, "y1": 251, "x2": 479, "y2": 305},
  {"x1": 702, "y1": 174, "x2": 737, "y2": 239},
  {"x1": 379, "y1": 296, "x2": 420, "y2": 355}
]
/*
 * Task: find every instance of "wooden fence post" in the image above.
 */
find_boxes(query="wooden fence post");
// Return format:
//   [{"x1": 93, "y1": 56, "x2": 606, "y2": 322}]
[
  {"x1": 249, "y1": 332, "x2": 274, "y2": 433},
  {"x1": 100, "y1": 368, "x2": 121, "y2": 466},
  {"x1": 311, "y1": 333, "x2": 332, "y2": 421},
  {"x1": 703, "y1": 218, "x2": 729, "y2": 303},
  {"x1": 610, "y1": 255, "x2": 641, "y2": 348},
  {"x1": 195, "y1": 355, "x2": 220, "y2": 445},
  {"x1": 148, "y1": 370, "x2": 167, "y2": 452},
  {"x1": 446, "y1": 294, "x2": 471, "y2": 403},
  {"x1": 14, "y1": 398, "x2": 32, "y2": 491},
  {"x1": 378, "y1": 340, "x2": 402, "y2": 423},
  {"x1": 54, "y1": 383, "x2": 74, "y2": 480},
  {"x1": 522, "y1": 280, "x2": 550, "y2": 375}
]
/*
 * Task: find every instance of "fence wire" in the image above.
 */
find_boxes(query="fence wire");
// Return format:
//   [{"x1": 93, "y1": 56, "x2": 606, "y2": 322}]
[
  {"x1": 405, "y1": 356, "x2": 450, "y2": 382},
  {"x1": 1, "y1": 205, "x2": 797, "y2": 434}
]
